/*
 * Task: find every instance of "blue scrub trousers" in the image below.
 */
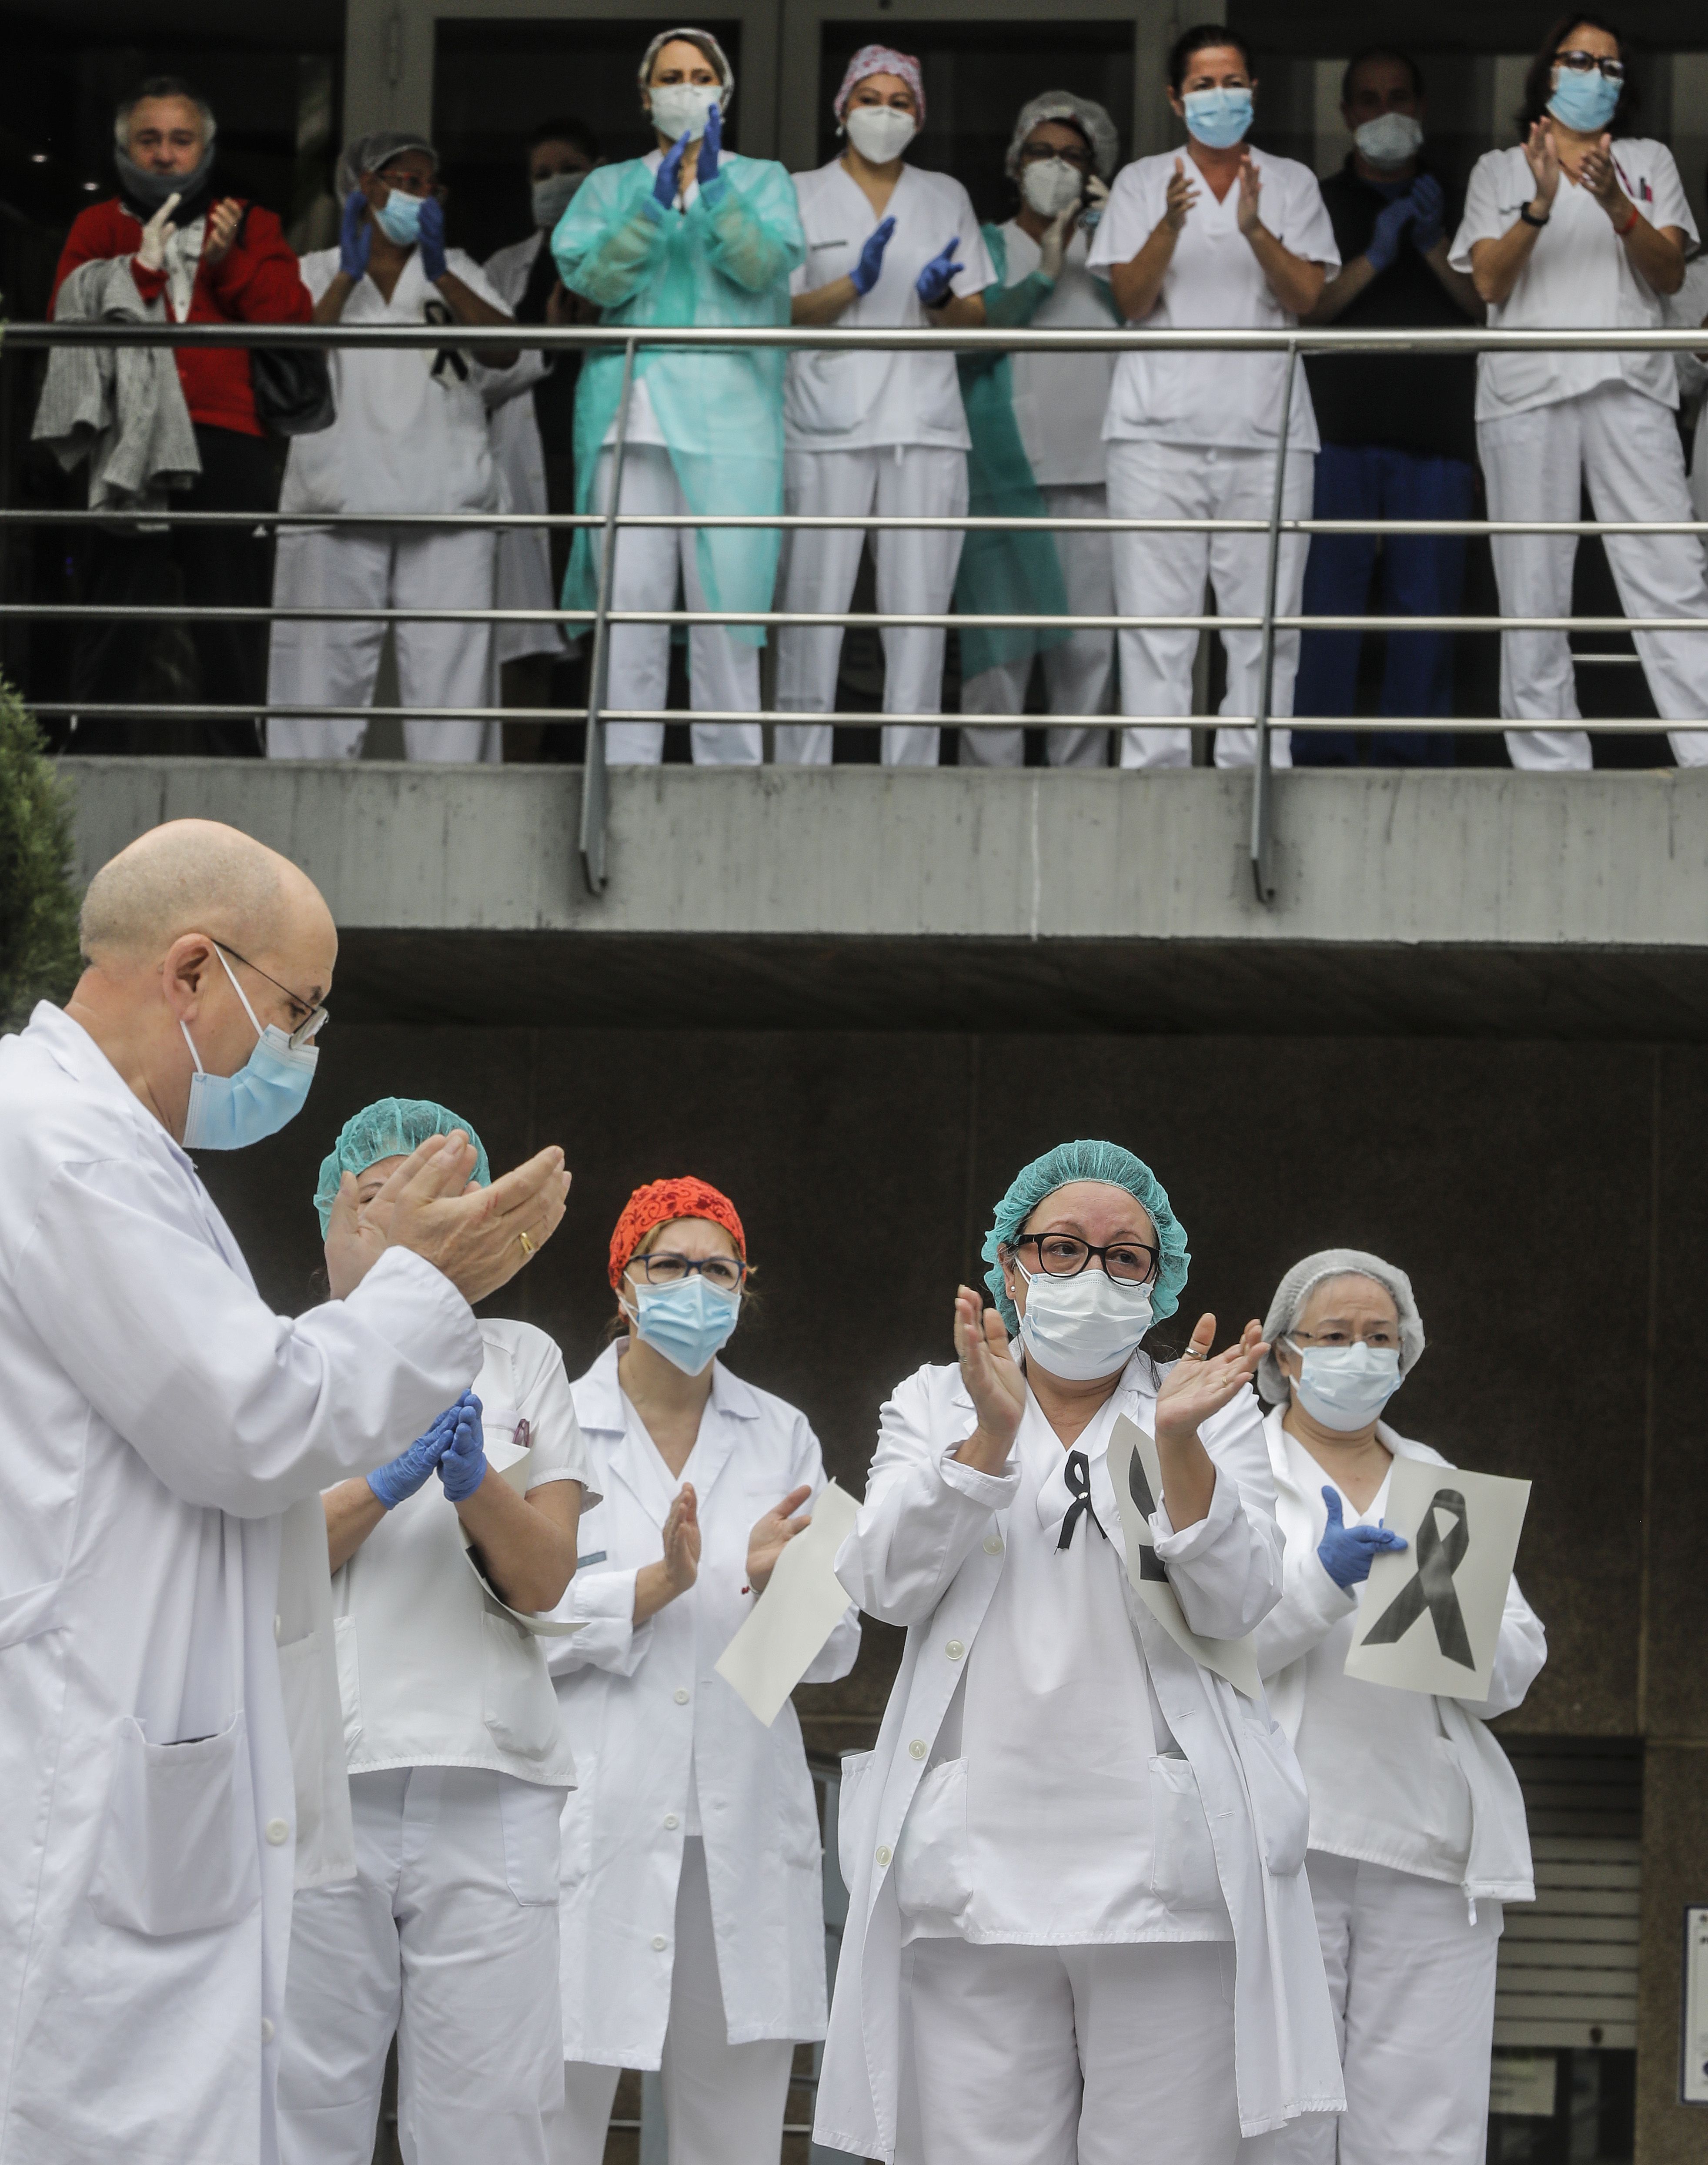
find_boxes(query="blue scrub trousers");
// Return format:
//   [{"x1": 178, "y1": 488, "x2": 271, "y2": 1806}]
[{"x1": 1293, "y1": 442, "x2": 1474, "y2": 766}]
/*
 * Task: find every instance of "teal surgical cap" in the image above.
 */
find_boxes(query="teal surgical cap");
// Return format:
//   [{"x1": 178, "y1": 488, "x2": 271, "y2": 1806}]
[
  {"x1": 314, "y1": 1097, "x2": 491, "y2": 1235},
  {"x1": 980, "y1": 1138, "x2": 1190, "y2": 1334}
]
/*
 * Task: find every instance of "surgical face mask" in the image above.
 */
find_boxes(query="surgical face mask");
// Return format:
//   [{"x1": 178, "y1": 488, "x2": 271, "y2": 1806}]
[
  {"x1": 628, "y1": 1273, "x2": 741, "y2": 1376},
  {"x1": 1181, "y1": 85, "x2": 1253, "y2": 150},
  {"x1": 374, "y1": 185, "x2": 426, "y2": 246},
  {"x1": 1288, "y1": 1340, "x2": 1402, "y2": 1432},
  {"x1": 1353, "y1": 111, "x2": 1424, "y2": 169},
  {"x1": 180, "y1": 948, "x2": 319, "y2": 1152},
  {"x1": 531, "y1": 170, "x2": 586, "y2": 229},
  {"x1": 1548, "y1": 66, "x2": 1621, "y2": 135},
  {"x1": 1021, "y1": 156, "x2": 1085, "y2": 219},
  {"x1": 116, "y1": 143, "x2": 216, "y2": 210},
  {"x1": 845, "y1": 105, "x2": 918, "y2": 165},
  {"x1": 648, "y1": 83, "x2": 722, "y2": 143},
  {"x1": 1016, "y1": 1264, "x2": 1153, "y2": 1382}
]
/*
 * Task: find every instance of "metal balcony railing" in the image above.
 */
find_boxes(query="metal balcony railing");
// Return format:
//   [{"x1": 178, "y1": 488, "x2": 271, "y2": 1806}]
[{"x1": 5, "y1": 318, "x2": 1707, "y2": 903}]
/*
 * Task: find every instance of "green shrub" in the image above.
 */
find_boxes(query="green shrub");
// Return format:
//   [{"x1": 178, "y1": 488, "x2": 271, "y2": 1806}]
[{"x1": 0, "y1": 681, "x2": 81, "y2": 1030}]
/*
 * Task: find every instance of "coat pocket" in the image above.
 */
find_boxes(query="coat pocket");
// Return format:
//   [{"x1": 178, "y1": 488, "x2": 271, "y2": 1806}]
[
  {"x1": 894, "y1": 1757, "x2": 971, "y2": 1924},
  {"x1": 333, "y1": 1613, "x2": 362, "y2": 1752},
  {"x1": 1148, "y1": 1754, "x2": 1224, "y2": 1909},
  {"x1": 836, "y1": 1749, "x2": 875, "y2": 1891},
  {"x1": 498, "y1": 1773, "x2": 566, "y2": 1905},
  {"x1": 1240, "y1": 1718, "x2": 1312, "y2": 1879},
  {"x1": 481, "y1": 1611, "x2": 563, "y2": 1760},
  {"x1": 88, "y1": 1710, "x2": 261, "y2": 1937}
]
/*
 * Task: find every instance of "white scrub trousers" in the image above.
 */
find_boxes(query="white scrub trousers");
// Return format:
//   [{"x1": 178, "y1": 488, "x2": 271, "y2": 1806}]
[
  {"x1": 277, "y1": 1765, "x2": 566, "y2": 2165},
  {"x1": 959, "y1": 483, "x2": 1113, "y2": 769},
  {"x1": 545, "y1": 1838, "x2": 793, "y2": 2165},
  {"x1": 906, "y1": 1937, "x2": 1240, "y2": 2165},
  {"x1": 775, "y1": 443, "x2": 969, "y2": 767},
  {"x1": 1253, "y1": 1850, "x2": 1502, "y2": 2165},
  {"x1": 1478, "y1": 380, "x2": 1708, "y2": 771},
  {"x1": 1106, "y1": 440, "x2": 1312, "y2": 771},
  {"x1": 592, "y1": 445, "x2": 762, "y2": 767},
  {"x1": 266, "y1": 525, "x2": 500, "y2": 762}
]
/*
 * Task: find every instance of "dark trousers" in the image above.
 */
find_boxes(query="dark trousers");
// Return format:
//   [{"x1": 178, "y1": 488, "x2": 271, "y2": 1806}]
[
  {"x1": 1293, "y1": 441, "x2": 1474, "y2": 766},
  {"x1": 67, "y1": 422, "x2": 278, "y2": 755}
]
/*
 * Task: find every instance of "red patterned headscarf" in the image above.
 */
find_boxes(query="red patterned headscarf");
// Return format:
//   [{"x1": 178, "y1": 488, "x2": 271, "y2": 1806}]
[
  {"x1": 834, "y1": 44, "x2": 926, "y2": 124},
  {"x1": 608, "y1": 1177, "x2": 747, "y2": 1288}
]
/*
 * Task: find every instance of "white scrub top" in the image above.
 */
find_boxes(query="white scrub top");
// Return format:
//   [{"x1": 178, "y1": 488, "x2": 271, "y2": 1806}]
[
  {"x1": 995, "y1": 220, "x2": 1114, "y2": 489},
  {"x1": 331, "y1": 1317, "x2": 595, "y2": 1789},
  {"x1": 785, "y1": 160, "x2": 993, "y2": 452},
  {"x1": 1087, "y1": 148, "x2": 1339, "y2": 452},
  {"x1": 1450, "y1": 140, "x2": 1698, "y2": 421},
  {"x1": 282, "y1": 244, "x2": 514, "y2": 516}
]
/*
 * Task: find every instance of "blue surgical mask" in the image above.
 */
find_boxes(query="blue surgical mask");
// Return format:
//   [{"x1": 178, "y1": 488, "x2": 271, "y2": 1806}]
[
  {"x1": 1548, "y1": 67, "x2": 1621, "y2": 135},
  {"x1": 1289, "y1": 1340, "x2": 1402, "y2": 1432},
  {"x1": 180, "y1": 947, "x2": 320, "y2": 1151},
  {"x1": 1182, "y1": 86, "x2": 1253, "y2": 150},
  {"x1": 630, "y1": 1275, "x2": 741, "y2": 1376},
  {"x1": 374, "y1": 186, "x2": 426, "y2": 246}
]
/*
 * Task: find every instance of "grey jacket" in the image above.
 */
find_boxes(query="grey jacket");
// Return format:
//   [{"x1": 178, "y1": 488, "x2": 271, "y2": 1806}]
[{"x1": 33, "y1": 256, "x2": 200, "y2": 511}]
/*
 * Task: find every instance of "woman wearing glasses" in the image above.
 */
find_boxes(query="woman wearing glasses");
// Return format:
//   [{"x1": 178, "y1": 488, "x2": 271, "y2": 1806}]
[
  {"x1": 1451, "y1": 12, "x2": 1708, "y2": 771},
  {"x1": 815, "y1": 1141, "x2": 1340, "y2": 2165},
  {"x1": 546, "y1": 1176, "x2": 860, "y2": 2165},
  {"x1": 1250, "y1": 1250, "x2": 1546, "y2": 2164}
]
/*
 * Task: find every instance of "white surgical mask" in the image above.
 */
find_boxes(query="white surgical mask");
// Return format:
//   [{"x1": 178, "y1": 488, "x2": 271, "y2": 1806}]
[
  {"x1": 531, "y1": 171, "x2": 586, "y2": 229},
  {"x1": 1289, "y1": 1340, "x2": 1402, "y2": 1432},
  {"x1": 1017, "y1": 1265, "x2": 1153, "y2": 1382},
  {"x1": 1021, "y1": 156, "x2": 1085, "y2": 219},
  {"x1": 845, "y1": 105, "x2": 917, "y2": 165},
  {"x1": 1353, "y1": 111, "x2": 1424, "y2": 170},
  {"x1": 648, "y1": 83, "x2": 722, "y2": 143}
]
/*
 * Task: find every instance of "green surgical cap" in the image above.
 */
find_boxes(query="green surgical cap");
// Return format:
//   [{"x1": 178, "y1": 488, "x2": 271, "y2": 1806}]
[
  {"x1": 314, "y1": 1097, "x2": 491, "y2": 1235},
  {"x1": 981, "y1": 1139, "x2": 1190, "y2": 1334}
]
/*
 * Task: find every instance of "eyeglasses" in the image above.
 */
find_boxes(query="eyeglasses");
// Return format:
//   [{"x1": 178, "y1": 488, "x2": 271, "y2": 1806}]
[
  {"x1": 1553, "y1": 50, "x2": 1625, "y2": 80},
  {"x1": 213, "y1": 938, "x2": 328, "y2": 1050},
  {"x1": 1007, "y1": 1232, "x2": 1159, "y2": 1285},
  {"x1": 627, "y1": 1251, "x2": 747, "y2": 1292},
  {"x1": 1019, "y1": 140, "x2": 1093, "y2": 170}
]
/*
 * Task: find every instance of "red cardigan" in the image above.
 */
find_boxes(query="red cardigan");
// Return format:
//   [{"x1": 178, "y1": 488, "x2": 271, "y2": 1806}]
[{"x1": 50, "y1": 197, "x2": 312, "y2": 438}]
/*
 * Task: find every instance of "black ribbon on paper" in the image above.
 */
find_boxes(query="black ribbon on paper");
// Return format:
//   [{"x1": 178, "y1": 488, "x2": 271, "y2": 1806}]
[
  {"x1": 1361, "y1": 1487, "x2": 1475, "y2": 1669},
  {"x1": 1122, "y1": 1439, "x2": 1170, "y2": 1583},
  {"x1": 1056, "y1": 1449, "x2": 1107, "y2": 1551}
]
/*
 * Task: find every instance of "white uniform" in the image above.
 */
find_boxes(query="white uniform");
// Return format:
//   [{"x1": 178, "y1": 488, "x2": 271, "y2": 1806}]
[
  {"x1": 777, "y1": 162, "x2": 993, "y2": 767},
  {"x1": 267, "y1": 246, "x2": 514, "y2": 764},
  {"x1": 815, "y1": 1350, "x2": 1344, "y2": 2165},
  {"x1": 960, "y1": 221, "x2": 1116, "y2": 770},
  {"x1": 1450, "y1": 142, "x2": 1708, "y2": 771},
  {"x1": 278, "y1": 1321, "x2": 596, "y2": 2165},
  {"x1": 1665, "y1": 256, "x2": 1708, "y2": 535},
  {"x1": 483, "y1": 232, "x2": 572, "y2": 675},
  {"x1": 544, "y1": 1342, "x2": 860, "y2": 2165},
  {"x1": 1088, "y1": 151, "x2": 1338, "y2": 770},
  {"x1": 0, "y1": 1002, "x2": 479, "y2": 2165},
  {"x1": 1248, "y1": 1409, "x2": 1546, "y2": 2165}
]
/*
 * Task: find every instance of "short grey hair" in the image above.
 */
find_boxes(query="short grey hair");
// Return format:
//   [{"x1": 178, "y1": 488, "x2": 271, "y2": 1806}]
[
  {"x1": 1257, "y1": 1247, "x2": 1425, "y2": 1404},
  {"x1": 115, "y1": 76, "x2": 216, "y2": 154}
]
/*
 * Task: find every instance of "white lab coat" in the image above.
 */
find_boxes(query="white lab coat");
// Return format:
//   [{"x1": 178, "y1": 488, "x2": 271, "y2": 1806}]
[
  {"x1": 1253, "y1": 1407, "x2": 1545, "y2": 1909},
  {"x1": 815, "y1": 1352, "x2": 1344, "y2": 2161},
  {"x1": 0, "y1": 1001, "x2": 481, "y2": 2165},
  {"x1": 482, "y1": 231, "x2": 570, "y2": 671},
  {"x1": 548, "y1": 1341, "x2": 860, "y2": 2068}
]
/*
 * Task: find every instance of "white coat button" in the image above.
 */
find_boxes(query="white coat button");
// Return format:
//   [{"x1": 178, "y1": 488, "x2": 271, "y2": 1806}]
[
  {"x1": 983, "y1": 1533, "x2": 1003, "y2": 1555},
  {"x1": 945, "y1": 1639, "x2": 965, "y2": 1660},
  {"x1": 652, "y1": 1935, "x2": 668, "y2": 1951},
  {"x1": 908, "y1": 1739, "x2": 927, "y2": 1760},
  {"x1": 674, "y1": 1687, "x2": 690, "y2": 1704},
  {"x1": 261, "y1": 2019, "x2": 275, "y2": 2044},
  {"x1": 264, "y1": 1818, "x2": 291, "y2": 1846},
  {"x1": 664, "y1": 1814, "x2": 679, "y2": 1830},
  {"x1": 875, "y1": 1845, "x2": 892, "y2": 1867}
]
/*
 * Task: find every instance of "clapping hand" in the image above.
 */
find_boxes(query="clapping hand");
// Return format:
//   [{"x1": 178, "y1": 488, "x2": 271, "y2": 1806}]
[
  {"x1": 953, "y1": 1285, "x2": 1026, "y2": 1460},
  {"x1": 747, "y1": 1485, "x2": 812, "y2": 1592},
  {"x1": 655, "y1": 130, "x2": 692, "y2": 209},
  {"x1": 323, "y1": 1128, "x2": 570, "y2": 1303},
  {"x1": 1163, "y1": 156, "x2": 1199, "y2": 234},
  {"x1": 697, "y1": 100, "x2": 723, "y2": 191},
  {"x1": 916, "y1": 235, "x2": 965, "y2": 309},
  {"x1": 1407, "y1": 172, "x2": 1445, "y2": 254},
  {"x1": 435, "y1": 1391, "x2": 488, "y2": 1502},
  {"x1": 1365, "y1": 191, "x2": 1417, "y2": 274},
  {"x1": 338, "y1": 187, "x2": 371, "y2": 281},
  {"x1": 417, "y1": 193, "x2": 448, "y2": 283},
  {"x1": 1317, "y1": 1487, "x2": 1407, "y2": 1590},
  {"x1": 851, "y1": 215, "x2": 895, "y2": 296},
  {"x1": 662, "y1": 1483, "x2": 702, "y2": 1596},
  {"x1": 1234, "y1": 151, "x2": 1263, "y2": 237},
  {"x1": 1154, "y1": 1315, "x2": 1267, "y2": 1449},
  {"x1": 1578, "y1": 132, "x2": 1623, "y2": 215},
  {"x1": 1521, "y1": 118, "x2": 1561, "y2": 213},
  {"x1": 367, "y1": 1401, "x2": 461, "y2": 1510},
  {"x1": 204, "y1": 197, "x2": 241, "y2": 266},
  {"x1": 137, "y1": 192, "x2": 182, "y2": 274},
  {"x1": 1038, "y1": 204, "x2": 1076, "y2": 282}
]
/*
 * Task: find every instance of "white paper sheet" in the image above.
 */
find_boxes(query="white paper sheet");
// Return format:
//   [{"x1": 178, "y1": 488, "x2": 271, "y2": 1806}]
[
  {"x1": 1108, "y1": 1416, "x2": 1262, "y2": 1699},
  {"x1": 458, "y1": 1422, "x2": 585, "y2": 1639},
  {"x1": 715, "y1": 1481, "x2": 861, "y2": 1727},
  {"x1": 1343, "y1": 1458, "x2": 1531, "y2": 1697}
]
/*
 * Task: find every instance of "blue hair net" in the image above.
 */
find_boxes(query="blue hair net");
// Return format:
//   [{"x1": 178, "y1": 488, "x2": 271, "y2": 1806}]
[
  {"x1": 980, "y1": 1139, "x2": 1190, "y2": 1333},
  {"x1": 314, "y1": 1097, "x2": 491, "y2": 1235}
]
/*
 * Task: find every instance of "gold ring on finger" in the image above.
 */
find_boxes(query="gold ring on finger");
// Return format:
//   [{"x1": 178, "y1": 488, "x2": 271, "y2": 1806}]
[{"x1": 518, "y1": 1229, "x2": 536, "y2": 1258}]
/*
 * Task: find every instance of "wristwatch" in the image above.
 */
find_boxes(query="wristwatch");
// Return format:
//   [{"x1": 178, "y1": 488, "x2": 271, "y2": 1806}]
[{"x1": 1518, "y1": 201, "x2": 1550, "y2": 228}]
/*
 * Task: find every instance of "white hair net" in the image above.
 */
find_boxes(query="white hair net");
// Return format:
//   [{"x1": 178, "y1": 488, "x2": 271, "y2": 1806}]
[
  {"x1": 336, "y1": 131, "x2": 437, "y2": 200},
  {"x1": 1006, "y1": 92, "x2": 1120, "y2": 183},
  {"x1": 1257, "y1": 1248, "x2": 1425, "y2": 1405},
  {"x1": 637, "y1": 27, "x2": 736, "y2": 112}
]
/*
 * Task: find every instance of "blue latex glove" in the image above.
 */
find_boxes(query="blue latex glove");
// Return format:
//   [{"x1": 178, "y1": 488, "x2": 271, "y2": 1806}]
[
  {"x1": 653, "y1": 131, "x2": 691, "y2": 209},
  {"x1": 339, "y1": 187, "x2": 371, "y2": 282},
  {"x1": 417, "y1": 193, "x2": 448, "y2": 284},
  {"x1": 1408, "y1": 172, "x2": 1445, "y2": 254},
  {"x1": 696, "y1": 100, "x2": 723, "y2": 192},
  {"x1": 367, "y1": 1404, "x2": 458, "y2": 1511},
  {"x1": 436, "y1": 1390, "x2": 488, "y2": 1503},
  {"x1": 1317, "y1": 1486, "x2": 1407, "y2": 1591},
  {"x1": 851, "y1": 215, "x2": 896, "y2": 297},
  {"x1": 1364, "y1": 192, "x2": 1417, "y2": 274},
  {"x1": 916, "y1": 235, "x2": 964, "y2": 310}
]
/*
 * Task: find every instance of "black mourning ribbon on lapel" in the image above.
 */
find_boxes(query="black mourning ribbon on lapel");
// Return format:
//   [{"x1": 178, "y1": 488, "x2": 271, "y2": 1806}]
[
  {"x1": 1056, "y1": 1449, "x2": 1107, "y2": 1550},
  {"x1": 1362, "y1": 1487, "x2": 1475, "y2": 1668},
  {"x1": 1123, "y1": 1438, "x2": 1170, "y2": 1583},
  {"x1": 425, "y1": 298, "x2": 470, "y2": 383}
]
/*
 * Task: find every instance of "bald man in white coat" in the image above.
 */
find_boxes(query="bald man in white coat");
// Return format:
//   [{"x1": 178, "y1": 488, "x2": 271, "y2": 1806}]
[{"x1": 0, "y1": 820, "x2": 568, "y2": 2165}]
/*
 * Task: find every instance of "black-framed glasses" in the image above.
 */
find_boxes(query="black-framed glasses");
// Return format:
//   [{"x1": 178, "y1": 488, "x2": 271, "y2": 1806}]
[
  {"x1": 627, "y1": 1251, "x2": 747, "y2": 1292},
  {"x1": 1007, "y1": 1232, "x2": 1159, "y2": 1285},
  {"x1": 213, "y1": 937, "x2": 328, "y2": 1050},
  {"x1": 1554, "y1": 49, "x2": 1625, "y2": 80},
  {"x1": 1019, "y1": 139, "x2": 1093, "y2": 170}
]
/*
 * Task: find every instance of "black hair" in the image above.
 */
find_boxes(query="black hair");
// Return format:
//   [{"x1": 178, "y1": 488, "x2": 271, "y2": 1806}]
[
  {"x1": 528, "y1": 114, "x2": 600, "y2": 161},
  {"x1": 1518, "y1": 12, "x2": 1638, "y2": 135},
  {"x1": 1340, "y1": 47, "x2": 1425, "y2": 104},
  {"x1": 1168, "y1": 23, "x2": 1253, "y2": 93}
]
